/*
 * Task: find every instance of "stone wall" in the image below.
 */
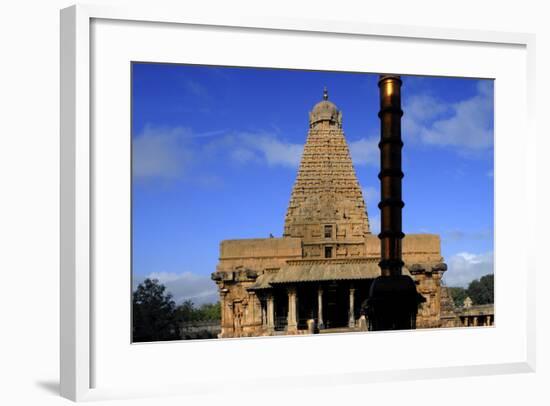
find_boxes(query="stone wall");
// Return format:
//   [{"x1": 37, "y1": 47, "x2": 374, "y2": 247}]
[
  {"x1": 365, "y1": 234, "x2": 442, "y2": 263},
  {"x1": 214, "y1": 237, "x2": 302, "y2": 338},
  {"x1": 217, "y1": 237, "x2": 302, "y2": 272}
]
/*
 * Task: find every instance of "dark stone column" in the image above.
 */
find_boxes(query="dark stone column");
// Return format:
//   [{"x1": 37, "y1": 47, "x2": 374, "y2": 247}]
[{"x1": 367, "y1": 75, "x2": 422, "y2": 331}]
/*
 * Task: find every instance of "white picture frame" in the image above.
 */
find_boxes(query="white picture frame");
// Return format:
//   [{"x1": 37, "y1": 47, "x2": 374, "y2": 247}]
[{"x1": 60, "y1": 4, "x2": 537, "y2": 402}]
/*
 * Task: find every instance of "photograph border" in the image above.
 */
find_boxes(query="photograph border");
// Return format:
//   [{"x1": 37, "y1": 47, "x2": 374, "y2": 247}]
[{"x1": 60, "y1": 4, "x2": 536, "y2": 402}]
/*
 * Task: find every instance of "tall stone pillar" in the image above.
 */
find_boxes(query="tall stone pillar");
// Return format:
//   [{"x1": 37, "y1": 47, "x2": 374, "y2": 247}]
[
  {"x1": 267, "y1": 293, "x2": 275, "y2": 334},
  {"x1": 317, "y1": 287, "x2": 324, "y2": 330},
  {"x1": 378, "y1": 75, "x2": 405, "y2": 278},
  {"x1": 367, "y1": 74, "x2": 421, "y2": 331},
  {"x1": 287, "y1": 287, "x2": 298, "y2": 333},
  {"x1": 473, "y1": 316, "x2": 478, "y2": 326},
  {"x1": 348, "y1": 287, "x2": 356, "y2": 328},
  {"x1": 487, "y1": 315, "x2": 492, "y2": 326}
]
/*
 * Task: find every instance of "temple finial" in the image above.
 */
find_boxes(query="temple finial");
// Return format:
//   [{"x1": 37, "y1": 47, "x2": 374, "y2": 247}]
[{"x1": 323, "y1": 86, "x2": 328, "y2": 100}]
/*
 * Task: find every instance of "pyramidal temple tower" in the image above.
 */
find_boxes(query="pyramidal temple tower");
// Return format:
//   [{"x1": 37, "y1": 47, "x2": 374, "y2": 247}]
[{"x1": 284, "y1": 88, "x2": 371, "y2": 259}]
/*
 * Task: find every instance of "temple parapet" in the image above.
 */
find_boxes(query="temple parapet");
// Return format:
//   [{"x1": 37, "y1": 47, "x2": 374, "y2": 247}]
[
  {"x1": 217, "y1": 237, "x2": 302, "y2": 273},
  {"x1": 365, "y1": 234, "x2": 442, "y2": 263}
]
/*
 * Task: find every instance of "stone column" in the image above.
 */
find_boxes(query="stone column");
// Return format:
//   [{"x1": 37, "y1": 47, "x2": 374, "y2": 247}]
[
  {"x1": 463, "y1": 317, "x2": 468, "y2": 327},
  {"x1": 473, "y1": 316, "x2": 478, "y2": 327},
  {"x1": 247, "y1": 292, "x2": 255, "y2": 325},
  {"x1": 261, "y1": 300, "x2": 267, "y2": 329},
  {"x1": 267, "y1": 294, "x2": 275, "y2": 334},
  {"x1": 287, "y1": 287, "x2": 298, "y2": 333},
  {"x1": 348, "y1": 287, "x2": 356, "y2": 328},
  {"x1": 487, "y1": 315, "x2": 492, "y2": 326},
  {"x1": 317, "y1": 287, "x2": 324, "y2": 330},
  {"x1": 219, "y1": 290, "x2": 229, "y2": 337}
]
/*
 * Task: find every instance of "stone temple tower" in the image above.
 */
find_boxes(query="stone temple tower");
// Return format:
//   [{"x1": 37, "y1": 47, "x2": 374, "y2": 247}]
[{"x1": 284, "y1": 88, "x2": 371, "y2": 260}]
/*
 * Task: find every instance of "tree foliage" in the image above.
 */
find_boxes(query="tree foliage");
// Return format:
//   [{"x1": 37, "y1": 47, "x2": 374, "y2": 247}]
[
  {"x1": 467, "y1": 274, "x2": 494, "y2": 305},
  {"x1": 449, "y1": 287, "x2": 467, "y2": 307},
  {"x1": 133, "y1": 278, "x2": 221, "y2": 342},
  {"x1": 448, "y1": 274, "x2": 494, "y2": 307},
  {"x1": 133, "y1": 278, "x2": 179, "y2": 342},
  {"x1": 175, "y1": 300, "x2": 221, "y2": 323}
]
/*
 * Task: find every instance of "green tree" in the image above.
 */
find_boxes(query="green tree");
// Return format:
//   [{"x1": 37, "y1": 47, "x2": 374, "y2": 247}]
[
  {"x1": 133, "y1": 278, "x2": 179, "y2": 342},
  {"x1": 197, "y1": 302, "x2": 221, "y2": 321},
  {"x1": 176, "y1": 299, "x2": 198, "y2": 323},
  {"x1": 449, "y1": 287, "x2": 467, "y2": 307},
  {"x1": 467, "y1": 274, "x2": 494, "y2": 305},
  {"x1": 448, "y1": 274, "x2": 494, "y2": 307},
  {"x1": 175, "y1": 300, "x2": 221, "y2": 322}
]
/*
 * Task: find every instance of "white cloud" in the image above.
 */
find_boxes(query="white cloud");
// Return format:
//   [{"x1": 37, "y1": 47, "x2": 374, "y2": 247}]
[
  {"x1": 134, "y1": 271, "x2": 219, "y2": 306},
  {"x1": 443, "y1": 251, "x2": 494, "y2": 287},
  {"x1": 403, "y1": 81, "x2": 494, "y2": 152},
  {"x1": 244, "y1": 134, "x2": 303, "y2": 167},
  {"x1": 132, "y1": 126, "x2": 194, "y2": 179},
  {"x1": 229, "y1": 146, "x2": 259, "y2": 164},
  {"x1": 205, "y1": 132, "x2": 303, "y2": 168},
  {"x1": 349, "y1": 136, "x2": 378, "y2": 166},
  {"x1": 133, "y1": 126, "x2": 303, "y2": 182}
]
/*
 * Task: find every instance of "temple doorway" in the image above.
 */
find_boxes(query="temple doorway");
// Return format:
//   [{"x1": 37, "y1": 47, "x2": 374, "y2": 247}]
[{"x1": 324, "y1": 282, "x2": 348, "y2": 328}]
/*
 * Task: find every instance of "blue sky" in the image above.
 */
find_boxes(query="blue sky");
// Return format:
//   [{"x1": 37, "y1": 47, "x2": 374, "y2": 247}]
[{"x1": 132, "y1": 63, "x2": 494, "y2": 304}]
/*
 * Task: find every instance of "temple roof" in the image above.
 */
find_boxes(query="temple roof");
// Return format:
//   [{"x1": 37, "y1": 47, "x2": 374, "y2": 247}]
[{"x1": 248, "y1": 259, "x2": 381, "y2": 289}]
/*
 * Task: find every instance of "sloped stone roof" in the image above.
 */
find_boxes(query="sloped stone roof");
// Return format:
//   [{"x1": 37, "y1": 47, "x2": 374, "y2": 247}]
[{"x1": 248, "y1": 259, "x2": 380, "y2": 289}]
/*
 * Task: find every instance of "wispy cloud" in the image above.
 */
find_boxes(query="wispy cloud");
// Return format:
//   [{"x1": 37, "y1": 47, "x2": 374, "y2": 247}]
[
  {"x1": 443, "y1": 251, "x2": 494, "y2": 287},
  {"x1": 349, "y1": 136, "x2": 378, "y2": 166},
  {"x1": 204, "y1": 132, "x2": 303, "y2": 168},
  {"x1": 133, "y1": 125, "x2": 304, "y2": 182},
  {"x1": 132, "y1": 126, "x2": 194, "y2": 179},
  {"x1": 233, "y1": 133, "x2": 303, "y2": 167},
  {"x1": 134, "y1": 271, "x2": 219, "y2": 306},
  {"x1": 403, "y1": 81, "x2": 494, "y2": 153}
]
